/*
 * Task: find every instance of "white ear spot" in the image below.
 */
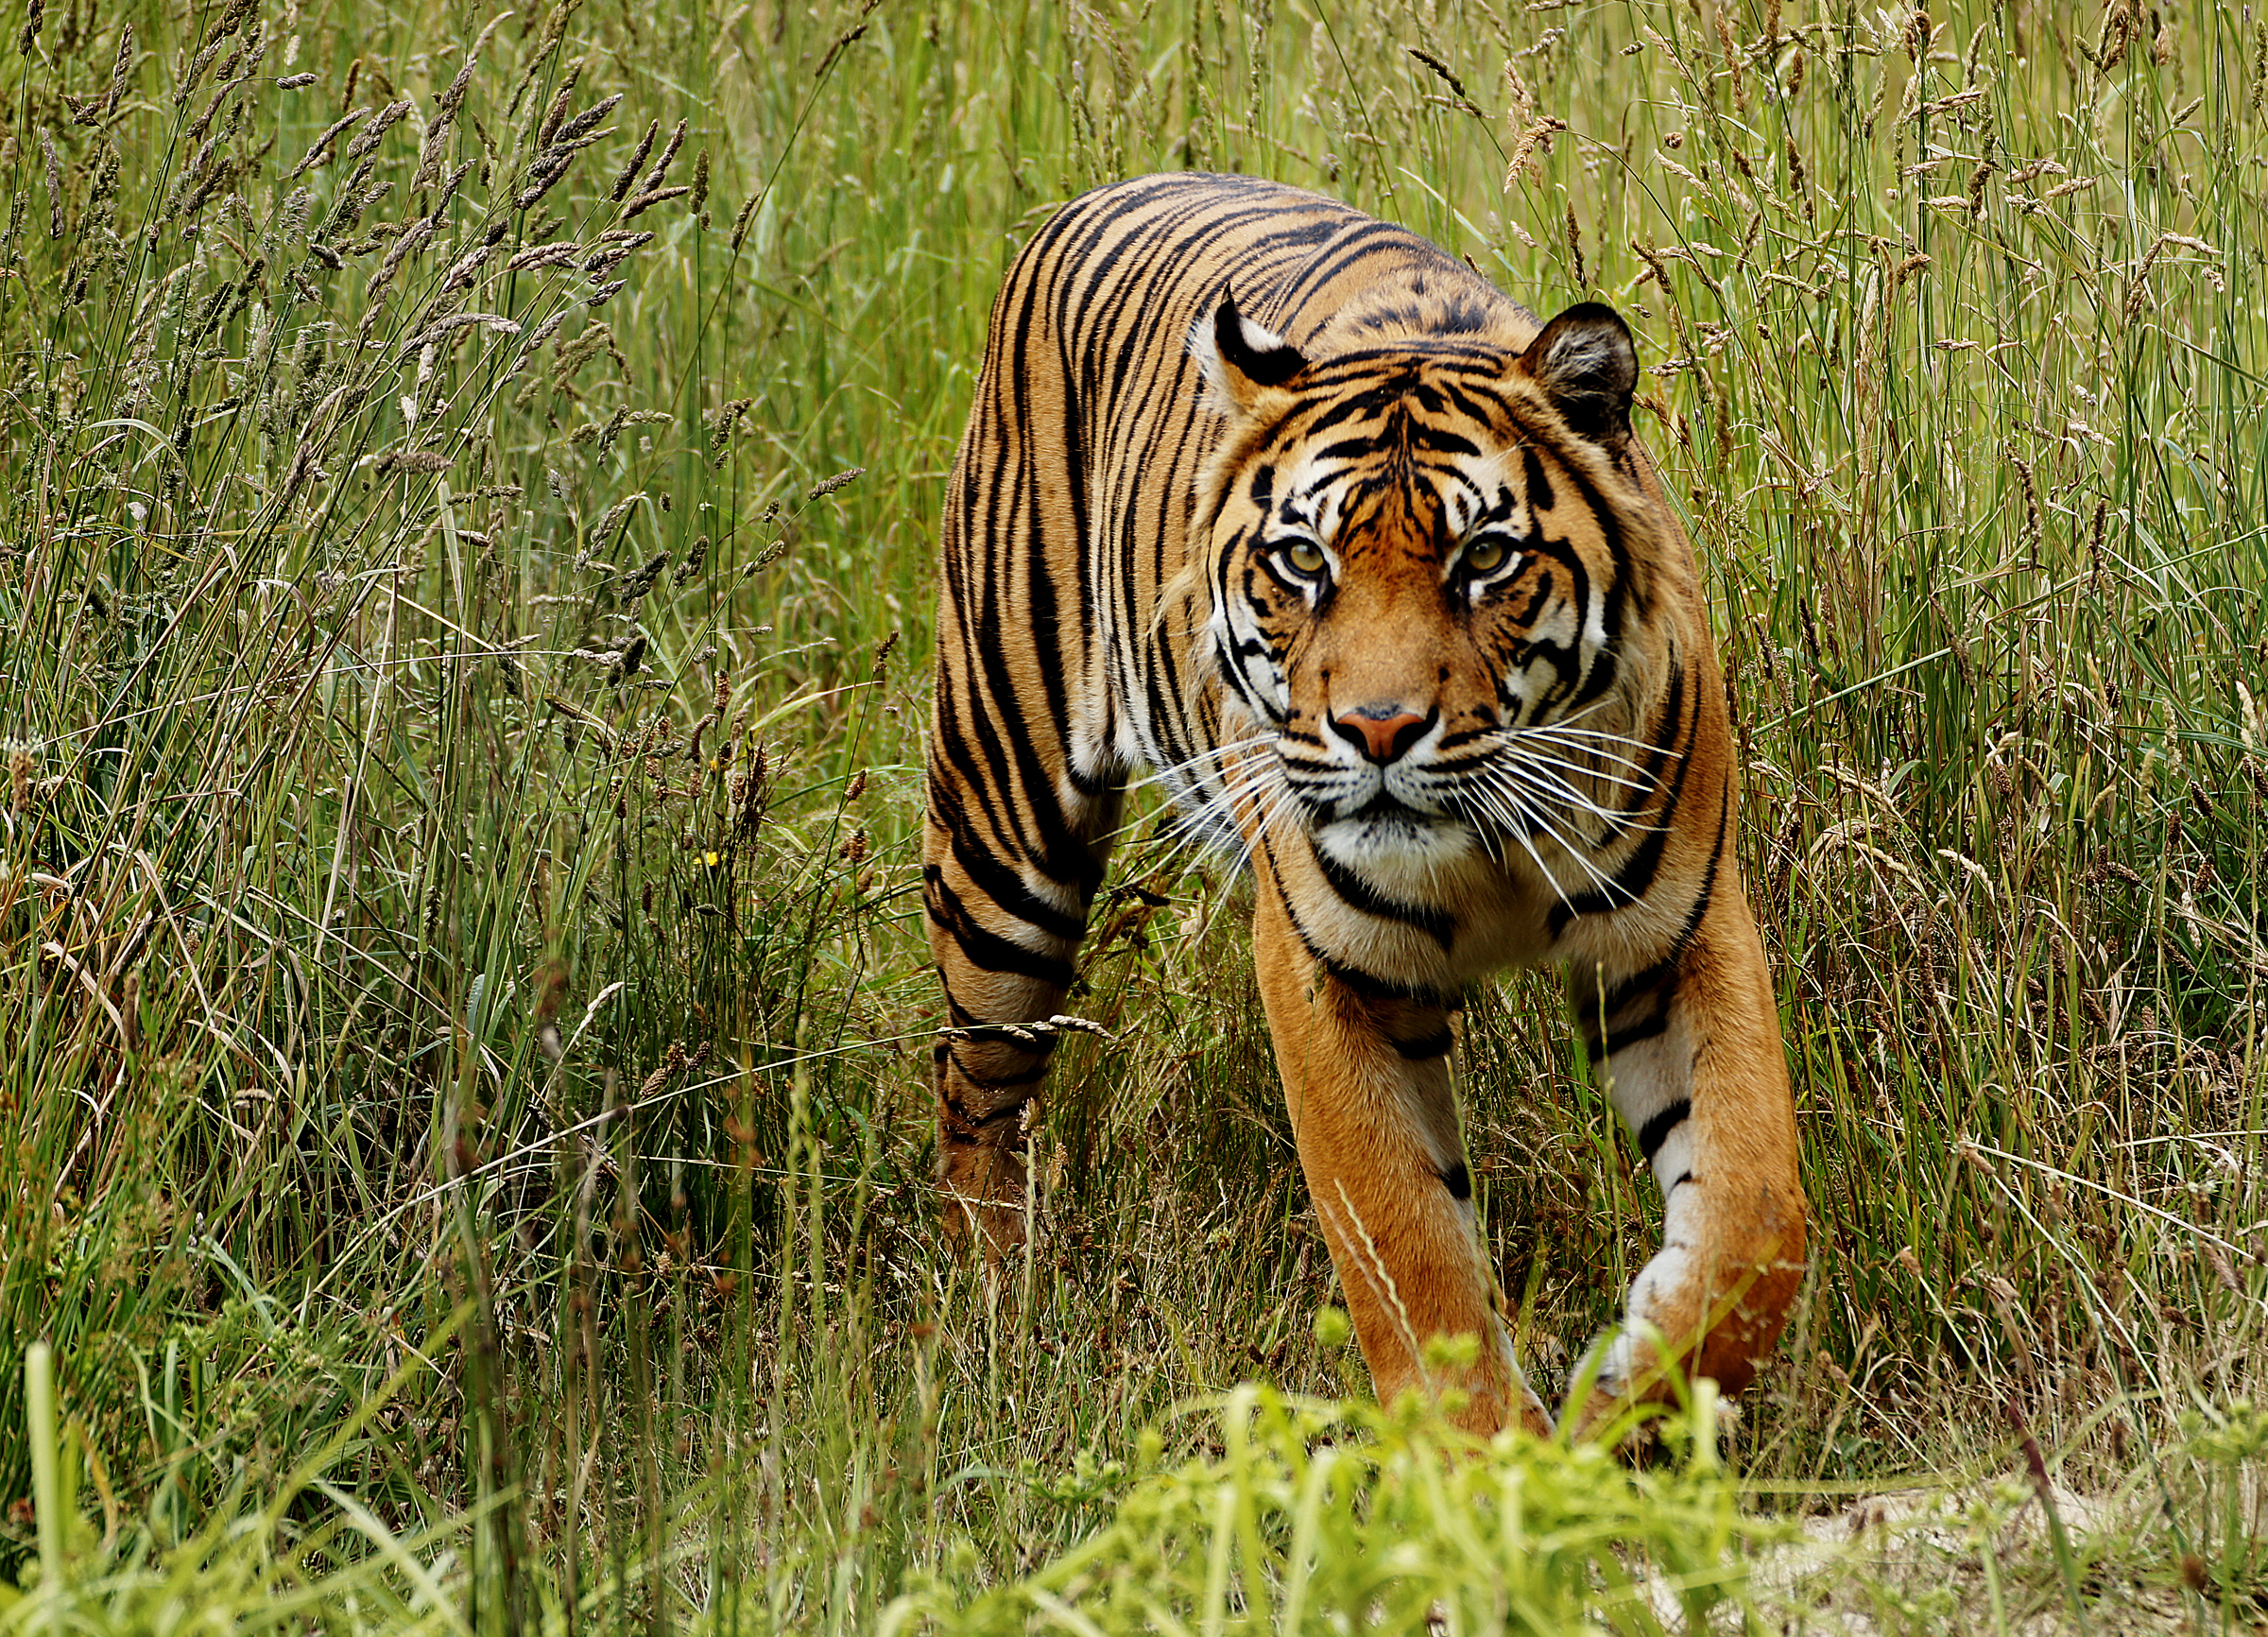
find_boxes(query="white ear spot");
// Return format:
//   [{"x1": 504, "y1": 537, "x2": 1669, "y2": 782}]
[
  {"x1": 1191, "y1": 291, "x2": 1308, "y2": 413},
  {"x1": 1187, "y1": 307, "x2": 1234, "y2": 410},
  {"x1": 1232, "y1": 309, "x2": 1289, "y2": 356}
]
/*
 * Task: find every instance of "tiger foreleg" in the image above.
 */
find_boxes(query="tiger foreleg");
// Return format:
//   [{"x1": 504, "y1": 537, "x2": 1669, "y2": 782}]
[
  {"x1": 1249, "y1": 859, "x2": 1549, "y2": 1438},
  {"x1": 922, "y1": 778, "x2": 1108, "y2": 1259},
  {"x1": 930, "y1": 1020, "x2": 1053, "y2": 1255},
  {"x1": 1562, "y1": 885, "x2": 1806, "y2": 1439}
]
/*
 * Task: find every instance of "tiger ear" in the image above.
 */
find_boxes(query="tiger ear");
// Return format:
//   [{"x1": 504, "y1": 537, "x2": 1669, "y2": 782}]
[
  {"x1": 1193, "y1": 290, "x2": 1307, "y2": 414},
  {"x1": 1517, "y1": 302, "x2": 1637, "y2": 445}
]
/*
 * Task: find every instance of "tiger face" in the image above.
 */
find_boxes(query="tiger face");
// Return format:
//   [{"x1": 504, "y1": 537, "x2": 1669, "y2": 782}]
[{"x1": 1194, "y1": 297, "x2": 1666, "y2": 885}]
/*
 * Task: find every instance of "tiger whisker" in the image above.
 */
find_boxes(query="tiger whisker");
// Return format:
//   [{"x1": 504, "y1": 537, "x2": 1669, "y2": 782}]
[
  {"x1": 1521, "y1": 721, "x2": 1680, "y2": 761},
  {"x1": 1487, "y1": 764, "x2": 1629, "y2": 856},
  {"x1": 1479, "y1": 738, "x2": 1658, "y2": 794},
  {"x1": 1226, "y1": 786, "x2": 1299, "y2": 885},
  {"x1": 1494, "y1": 727, "x2": 1664, "y2": 776},
  {"x1": 1099, "y1": 734, "x2": 1293, "y2": 853},
  {"x1": 1456, "y1": 784, "x2": 1578, "y2": 912},
  {"x1": 1120, "y1": 732, "x2": 1283, "y2": 797},
  {"x1": 1494, "y1": 751, "x2": 1672, "y2": 834},
  {"x1": 1516, "y1": 698, "x2": 1675, "y2": 754},
  {"x1": 1474, "y1": 767, "x2": 1627, "y2": 902},
  {"x1": 1198, "y1": 747, "x2": 1289, "y2": 868},
  {"x1": 1180, "y1": 751, "x2": 1302, "y2": 945},
  {"x1": 1512, "y1": 743, "x2": 1665, "y2": 789},
  {"x1": 1111, "y1": 749, "x2": 1261, "y2": 867},
  {"x1": 1534, "y1": 697, "x2": 1648, "y2": 735},
  {"x1": 1489, "y1": 750, "x2": 1637, "y2": 826},
  {"x1": 1503, "y1": 718, "x2": 1661, "y2": 758},
  {"x1": 1197, "y1": 762, "x2": 1288, "y2": 848},
  {"x1": 1495, "y1": 738, "x2": 1657, "y2": 806},
  {"x1": 1246, "y1": 768, "x2": 1307, "y2": 851}
]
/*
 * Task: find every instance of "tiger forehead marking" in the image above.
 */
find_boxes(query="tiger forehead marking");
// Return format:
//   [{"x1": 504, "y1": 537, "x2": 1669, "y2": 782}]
[{"x1": 926, "y1": 174, "x2": 1805, "y2": 1443}]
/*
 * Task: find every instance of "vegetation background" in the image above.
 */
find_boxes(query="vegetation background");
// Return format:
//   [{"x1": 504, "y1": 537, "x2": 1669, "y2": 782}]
[{"x1": 2, "y1": 0, "x2": 2264, "y2": 1628}]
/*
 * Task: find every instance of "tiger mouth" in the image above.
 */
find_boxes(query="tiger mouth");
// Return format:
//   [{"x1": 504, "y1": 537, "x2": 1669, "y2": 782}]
[
  {"x1": 1344, "y1": 792, "x2": 1438, "y2": 824},
  {"x1": 1317, "y1": 792, "x2": 1464, "y2": 848},
  {"x1": 1285, "y1": 779, "x2": 1458, "y2": 836}
]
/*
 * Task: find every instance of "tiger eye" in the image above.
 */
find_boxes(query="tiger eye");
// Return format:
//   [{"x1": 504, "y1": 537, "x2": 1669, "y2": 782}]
[
  {"x1": 1465, "y1": 539, "x2": 1510, "y2": 574},
  {"x1": 1283, "y1": 539, "x2": 1327, "y2": 575}
]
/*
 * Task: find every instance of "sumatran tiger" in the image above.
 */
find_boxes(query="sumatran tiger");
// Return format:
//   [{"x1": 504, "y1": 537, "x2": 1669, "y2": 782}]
[{"x1": 922, "y1": 172, "x2": 1805, "y2": 1438}]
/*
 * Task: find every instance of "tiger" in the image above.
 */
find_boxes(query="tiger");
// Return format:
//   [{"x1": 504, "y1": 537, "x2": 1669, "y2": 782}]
[{"x1": 922, "y1": 172, "x2": 1805, "y2": 1438}]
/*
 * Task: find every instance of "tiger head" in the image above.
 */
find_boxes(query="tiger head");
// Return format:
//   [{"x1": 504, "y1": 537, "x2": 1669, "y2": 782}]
[{"x1": 1190, "y1": 292, "x2": 1677, "y2": 885}]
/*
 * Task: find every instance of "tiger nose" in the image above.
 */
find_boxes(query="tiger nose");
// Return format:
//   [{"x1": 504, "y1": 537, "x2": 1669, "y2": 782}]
[{"x1": 1331, "y1": 704, "x2": 1431, "y2": 765}]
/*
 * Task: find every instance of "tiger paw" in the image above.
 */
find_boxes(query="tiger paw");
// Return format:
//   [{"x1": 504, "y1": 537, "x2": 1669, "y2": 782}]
[{"x1": 1558, "y1": 1321, "x2": 1667, "y2": 1443}]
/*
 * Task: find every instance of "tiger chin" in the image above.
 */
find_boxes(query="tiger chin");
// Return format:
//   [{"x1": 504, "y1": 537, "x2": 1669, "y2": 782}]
[{"x1": 922, "y1": 173, "x2": 1805, "y2": 1440}]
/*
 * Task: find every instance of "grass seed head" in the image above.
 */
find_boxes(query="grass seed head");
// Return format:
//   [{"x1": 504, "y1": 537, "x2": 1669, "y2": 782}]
[
  {"x1": 611, "y1": 119, "x2": 659, "y2": 201},
  {"x1": 343, "y1": 98, "x2": 411, "y2": 163},
  {"x1": 535, "y1": 62, "x2": 583, "y2": 145},
  {"x1": 639, "y1": 117, "x2": 687, "y2": 195},
  {"x1": 554, "y1": 92, "x2": 623, "y2": 147},
  {"x1": 620, "y1": 185, "x2": 686, "y2": 220}
]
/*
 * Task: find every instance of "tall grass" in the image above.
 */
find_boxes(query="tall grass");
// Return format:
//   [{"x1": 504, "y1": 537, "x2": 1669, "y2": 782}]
[{"x1": 2, "y1": 0, "x2": 2263, "y2": 1629}]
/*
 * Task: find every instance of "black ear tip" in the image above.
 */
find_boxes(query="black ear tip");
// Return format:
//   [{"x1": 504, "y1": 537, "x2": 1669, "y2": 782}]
[
  {"x1": 1211, "y1": 290, "x2": 1307, "y2": 389},
  {"x1": 1212, "y1": 291, "x2": 1247, "y2": 351},
  {"x1": 1524, "y1": 301, "x2": 1638, "y2": 439},
  {"x1": 1531, "y1": 302, "x2": 1636, "y2": 366},
  {"x1": 1557, "y1": 301, "x2": 1632, "y2": 339}
]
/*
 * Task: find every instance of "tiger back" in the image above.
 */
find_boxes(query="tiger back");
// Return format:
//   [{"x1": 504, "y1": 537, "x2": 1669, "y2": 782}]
[{"x1": 924, "y1": 172, "x2": 1805, "y2": 1436}]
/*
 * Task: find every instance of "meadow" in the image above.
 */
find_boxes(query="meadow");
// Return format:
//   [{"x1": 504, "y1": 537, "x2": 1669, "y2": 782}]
[{"x1": 1, "y1": 0, "x2": 2264, "y2": 1628}]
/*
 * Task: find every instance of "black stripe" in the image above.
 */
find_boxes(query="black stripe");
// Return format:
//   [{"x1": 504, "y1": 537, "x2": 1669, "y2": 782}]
[
  {"x1": 1316, "y1": 435, "x2": 1411, "y2": 464},
  {"x1": 1302, "y1": 390, "x2": 1395, "y2": 440},
  {"x1": 1581, "y1": 1008, "x2": 1668, "y2": 1060},
  {"x1": 1548, "y1": 665, "x2": 1694, "y2": 935},
  {"x1": 1321, "y1": 955, "x2": 1447, "y2": 1008},
  {"x1": 926, "y1": 873, "x2": 1075, "y2": 989},
  {"x1": 1257, "y1": 835, "x2": 1453, "y2": 1008},
  {"x1": 1409, "y1": 423, "x2": 1481, "y2": 457},
  {"x1": 930, "y1": 843, "x2": 1087, "y2": 942},
  {"x1": 1572, "y1": 783, "x2": 1737, "y2": 1051},
  {"x1": 1522, "y1": 448, "x2": 1555, "y2": 514},
  {"x1": 1637, "y1": 1098, "x2": 1691, "y2": 1164},
  {"x1": 927, "y1": 677, "x2": 1032, "y2": 863},
  {"x1": 1600, "y1": 956, "x2": 1678, "y2": 1021},
  {"x1": 1393, "y1": 1027, "x2": 1454, "y2": 1060},
  {"x1": 941, "y1": 1093, "x2": 1028, "y2": 1137},
  {"x1": 1274, "y1": 216, "x2": 1442, "y2": 313},
  {"x1": 948, "y1": 1049, "x2": 1053, "y2": 1089},
  {"x1": 1313, "y1": 850, "x2": 1455, "y2": 950},
  {"x1": 1437, "y1": 375, "x2": 1503, "y2": 426}
]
